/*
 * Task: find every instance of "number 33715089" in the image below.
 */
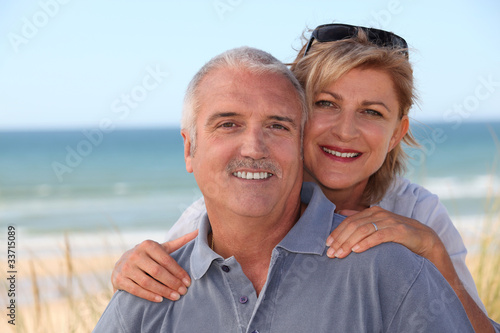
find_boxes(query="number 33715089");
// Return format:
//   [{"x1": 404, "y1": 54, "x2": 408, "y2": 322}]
[{"x1": 7, "y1": 226, "x2": 16, "y2": 267}]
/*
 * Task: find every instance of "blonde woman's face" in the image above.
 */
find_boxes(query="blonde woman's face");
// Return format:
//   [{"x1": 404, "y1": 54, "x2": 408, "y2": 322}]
[{"x1": 303, "y1": 68, "x2": 408, "y2": 194}]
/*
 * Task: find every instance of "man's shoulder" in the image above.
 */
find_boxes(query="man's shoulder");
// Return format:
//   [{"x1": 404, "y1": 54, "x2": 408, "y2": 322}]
[
  {"x1": 285, "y1": 241, "x2": 428, "y2": 290},
  {"x1": 336, "y1": 242, "x2": 426, "y2": 280},
  {"x1": 94, "y1": 290, "x2": 175, "y2": 332},
  {"x1": 362, "y1": 242, "x2": 423, "y2": 266},
  {"x1": 94, "y1": 242, "x2": 197, "y2": 331}
]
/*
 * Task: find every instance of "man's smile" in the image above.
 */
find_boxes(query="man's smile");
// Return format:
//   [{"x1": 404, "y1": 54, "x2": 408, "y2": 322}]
[{"x1": 232, "y1": 171, "x2": 273, "y2": 180}]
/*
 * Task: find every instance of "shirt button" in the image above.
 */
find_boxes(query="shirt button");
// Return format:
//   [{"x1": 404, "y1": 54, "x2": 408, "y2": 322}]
[
  {"x1": 221, "y1": 265, "x2": 230, "y2": 272},
  {"x1": 239, "y1": 296, "x2": 248, "y2": 304}
]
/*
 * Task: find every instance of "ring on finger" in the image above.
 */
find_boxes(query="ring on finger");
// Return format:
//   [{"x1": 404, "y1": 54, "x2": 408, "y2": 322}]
[{"x1": 371, "y1": 222, "x2": 378, "y2": 232}]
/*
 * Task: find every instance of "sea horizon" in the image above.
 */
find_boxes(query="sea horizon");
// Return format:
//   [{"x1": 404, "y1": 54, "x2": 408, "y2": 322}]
[
  {"x1": 1, "y1": 120, "x2": 499, "y2": 238},
  {"x1": 2, "y1": 120, "x2": 499, "y2": 307}
]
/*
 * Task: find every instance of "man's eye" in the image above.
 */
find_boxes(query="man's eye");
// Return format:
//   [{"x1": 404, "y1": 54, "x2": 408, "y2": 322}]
[
  {"x1": 220, "y1": 122, "x2": 236, "y2": 128},
  {"x1": 270, "y1": 124, "x2": 288, "y2": 130}
]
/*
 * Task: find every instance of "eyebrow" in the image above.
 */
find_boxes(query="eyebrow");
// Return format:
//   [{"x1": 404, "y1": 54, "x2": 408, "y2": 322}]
[
  {"x1": 269, "y1": 115, "x2": 297, "y2": 129},
  {"x1": 321, "y1": 91, "x2": 393, "y2": 113},
  {"x1": 361, "y1": 100, "x2": 392, "y2": 113},
  {"x1": 205, "y1": 112, "x2": 298, "y2": 129},
  {"x1": 205, "y1": 112, "x2": 238, "y2": 127}
]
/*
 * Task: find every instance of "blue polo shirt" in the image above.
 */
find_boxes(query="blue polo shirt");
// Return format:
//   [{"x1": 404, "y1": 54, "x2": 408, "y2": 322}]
[{"x1": 94, "y1": 182, "x2": 474, "y2": 332}]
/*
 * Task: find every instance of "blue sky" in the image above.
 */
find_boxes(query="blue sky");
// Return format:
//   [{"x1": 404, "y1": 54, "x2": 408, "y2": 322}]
[{"x1": 1, "y1": 0, "x2": 499, "y2": 130}]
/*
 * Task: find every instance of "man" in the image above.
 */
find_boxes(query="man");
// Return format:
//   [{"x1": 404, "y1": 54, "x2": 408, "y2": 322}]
[{"x1": 94, "y1": 47, "x2": 473, "y2": 332}]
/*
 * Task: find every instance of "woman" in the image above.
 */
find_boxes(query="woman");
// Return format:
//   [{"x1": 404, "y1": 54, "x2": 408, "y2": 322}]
[{"x1": 112, "y1": 24, "x2": 495, "y2": 331}]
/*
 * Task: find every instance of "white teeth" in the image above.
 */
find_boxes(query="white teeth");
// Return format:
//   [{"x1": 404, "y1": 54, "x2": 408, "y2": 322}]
[
  {"x1": 322, "y1": 147, "x2": 360, "y2": 158},
  {"x1": 233, "y1": 171, "x2": 272, "y2": 180}
]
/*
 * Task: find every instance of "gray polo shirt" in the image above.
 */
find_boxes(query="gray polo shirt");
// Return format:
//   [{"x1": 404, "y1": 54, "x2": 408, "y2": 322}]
[{"x1": 94, "y1": 182, "x2": 474, "y2": 333}]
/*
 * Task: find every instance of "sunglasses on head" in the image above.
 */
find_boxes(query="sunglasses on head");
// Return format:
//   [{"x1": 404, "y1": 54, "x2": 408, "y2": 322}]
[{"x1": 303, "y1": 23, "x2": 409, "y2": 58}]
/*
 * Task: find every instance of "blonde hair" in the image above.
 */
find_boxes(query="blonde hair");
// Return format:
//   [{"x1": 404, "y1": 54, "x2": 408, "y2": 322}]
[{"x1": 290, "y1": 29, "x2": 419, "y2": 205}]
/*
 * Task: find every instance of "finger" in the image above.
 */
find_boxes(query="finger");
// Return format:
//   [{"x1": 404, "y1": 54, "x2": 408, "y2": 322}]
[
  {"x1": 327, "y1": 209, "x2": 374, "y2": 246},
  {"x1": 111, "y1": 240, "x2": 188, "y2": 301},
  {"x1": 118, "y1": 275, "x2": 180, "y2": 302},
  {"x1": 164, "y1": 230, "x2": 198, "y2": 253},
  {"x1": 351, "y1": 231, "x2": 387, "y2": 254},
  {"x1": 326, "y1": 209, "x2": 361, "y2": 246},
  {"x1": 119, "y1": 252, "x2": 186, "y2": 301},
  {"x1": 133, "y1": 242, "x2": 191, "y2": 292},
  {"x1": 328, "y1": 219, "x2": 380, "y2": 259},
  {"x1": 112, "y1": 254, "x2": 168, "y2": 302},
  {"x1": 161, "y1": 231, "x2": 198, "y2": 287},
  {"x1": 350, "y1": 221, "x2": 402, "y2": 253},
  {"x1": 130, "y1": 263, "x2": 188, "y2": 301},
  {"x1": 327, "y1": 210, "x2": 371, "y2": 249}
]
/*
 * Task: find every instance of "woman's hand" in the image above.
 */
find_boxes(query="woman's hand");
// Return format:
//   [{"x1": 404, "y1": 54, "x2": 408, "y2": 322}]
[
  {"x1": 111, "y1": 230, "x2": 198, "y2": 302},
  {"x1": 327, "y1": 206, "x2": 495, "y2": 332},
  {"x1": 326, "y1": 206, "x2": 441, "y2": 259}
]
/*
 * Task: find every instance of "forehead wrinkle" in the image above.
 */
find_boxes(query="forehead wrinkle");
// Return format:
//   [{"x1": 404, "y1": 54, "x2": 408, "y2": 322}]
[{"x1": 320, "y1": 91, "x2": 343, "y2": 101}]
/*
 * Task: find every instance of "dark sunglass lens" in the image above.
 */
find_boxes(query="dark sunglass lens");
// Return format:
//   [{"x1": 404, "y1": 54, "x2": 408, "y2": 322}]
[
  {"x1": 306, "y1": 24, "x2": 408, "y2": 58},
  {"x1": 316, "y1": 25, "x2": 355, "y2": 42}
]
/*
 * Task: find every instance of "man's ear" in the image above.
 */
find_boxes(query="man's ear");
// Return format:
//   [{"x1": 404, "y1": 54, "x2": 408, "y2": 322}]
[
  {"x1": 181, "y1": 129, "x2": 194, "y2": 173},
  {"x1": 388, "y1": 115, "x2": 410, "y2": 152}
]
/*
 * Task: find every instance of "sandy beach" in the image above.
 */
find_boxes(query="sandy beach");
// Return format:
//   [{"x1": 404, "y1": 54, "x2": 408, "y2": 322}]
[
  {"x1": 2, "y1": 213, "x2": 499, "y2": 333},
  {"x1": 1, "y1": 230, "x2": 163, "y2": 333}
]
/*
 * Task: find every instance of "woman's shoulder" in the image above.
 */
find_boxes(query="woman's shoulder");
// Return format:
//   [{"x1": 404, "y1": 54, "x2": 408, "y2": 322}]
[
  {"x1": 383, "y1": 176, "x2": 440, "y2": 202},
  {"x1": 385, "y1": 177, "x2": 434, "y2": 198},
  {"x1": 377, "y1": 177, "x2": 443, "y2": 220}
]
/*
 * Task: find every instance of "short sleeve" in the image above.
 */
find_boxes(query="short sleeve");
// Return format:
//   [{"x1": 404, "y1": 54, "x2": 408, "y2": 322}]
[{"x1": 164, "y1": 197, "x2": 206, "y2": 241}]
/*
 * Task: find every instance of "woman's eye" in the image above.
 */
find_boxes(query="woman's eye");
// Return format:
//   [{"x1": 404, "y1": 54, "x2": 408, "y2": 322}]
[
  {"x1": 314, "y1": 100, "x2": 334, "y2": 108},
  {"x1": 365, "y1": 109, "x2": 383, "y2": 117}
]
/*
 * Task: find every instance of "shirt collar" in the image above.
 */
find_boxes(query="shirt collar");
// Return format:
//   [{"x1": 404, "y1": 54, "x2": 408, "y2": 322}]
[
  {"x1": 190, "y1": 182, "x2": 343, "y2": 280},
  {"x1": 190, "y1": 213, "x2": 221, "y2": 280},
  {"x1": 277, "y1": 182, "x2": 341, "y2": 255}
]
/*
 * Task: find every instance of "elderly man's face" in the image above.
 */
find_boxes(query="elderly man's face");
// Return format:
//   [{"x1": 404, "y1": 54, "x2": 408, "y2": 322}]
[{"x1": 182, "y1": 67, "x2": 303, "y2": 220}]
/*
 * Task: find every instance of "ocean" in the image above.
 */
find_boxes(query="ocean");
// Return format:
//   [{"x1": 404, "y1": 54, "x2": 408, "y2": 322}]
[
  {"x1": 1, "y1": 122, "x2": 499, "y2": 306},
  {"x1": 1, "y1": 122, "x2": 499, "y2": 244}
]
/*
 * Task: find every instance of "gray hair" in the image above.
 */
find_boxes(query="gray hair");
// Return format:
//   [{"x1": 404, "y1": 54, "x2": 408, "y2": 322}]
[{"x1": 181, "y1": 46, "x2": 308, "y2": 155}]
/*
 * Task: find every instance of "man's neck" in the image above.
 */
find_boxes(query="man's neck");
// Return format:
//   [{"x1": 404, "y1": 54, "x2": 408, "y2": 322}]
[
  {"x1": 303, "y1": 174, "x2": 368, "y2": 211},
  {"x1": 207, "y1": 200, "x2": 301, "y2": 295}
]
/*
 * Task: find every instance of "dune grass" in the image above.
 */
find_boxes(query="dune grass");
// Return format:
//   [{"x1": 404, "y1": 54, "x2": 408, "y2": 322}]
[
  {"x1": 2, "y1": 199, "x2": 499, "y2": 332},
  {"x1": 1, "y1": 234, "x2": 119, "y2": 333},
  {"x1": 466, "y1": 193, "x2": 500, "y2": 321}
]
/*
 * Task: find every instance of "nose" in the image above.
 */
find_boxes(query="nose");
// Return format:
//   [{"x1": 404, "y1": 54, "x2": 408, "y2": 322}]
[
  {"x1": 240, "y1": 126, "x2": 269, "y2": 160},
  {"x1": 331, "y1": 110, "x2": 359, "y2": 142}
]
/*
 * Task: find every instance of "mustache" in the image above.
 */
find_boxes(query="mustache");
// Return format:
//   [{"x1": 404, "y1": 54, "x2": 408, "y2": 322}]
[{"x1": 226, "y1": 158, "x2": 282, "y2": 178}]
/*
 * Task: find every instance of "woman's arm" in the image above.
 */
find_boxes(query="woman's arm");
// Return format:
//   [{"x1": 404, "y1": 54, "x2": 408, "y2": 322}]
[
  {"x1": 111, "y1": 197, "x2": 206, "y2": 302},
  {"x1": 326, "y1": 206, "x2": 494, "y2": 332}
]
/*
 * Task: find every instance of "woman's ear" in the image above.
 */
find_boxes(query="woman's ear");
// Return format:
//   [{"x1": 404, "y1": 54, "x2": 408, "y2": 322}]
[
  {"x1": 181, "y1": 129, "x2": 194, "y2": 173},
  {"x1": 389, "y1": 115, "x2": 410, "y2": 152}
]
